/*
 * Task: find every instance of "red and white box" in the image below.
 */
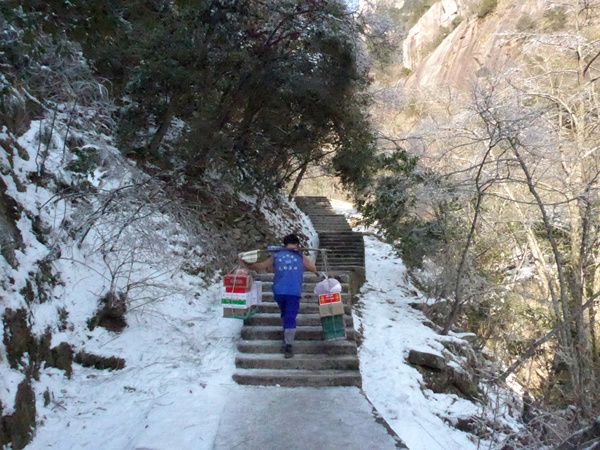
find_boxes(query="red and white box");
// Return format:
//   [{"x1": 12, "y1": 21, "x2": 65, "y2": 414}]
[
  {"x1": 318, "y1": 292, "x2": 341, "y2": 305},
  {"x1": 224, "y1": 269, "x2": 253, "y2": 293},
  {"x1": 318, "y1": 293, "x2": 344, "y2": 317}
]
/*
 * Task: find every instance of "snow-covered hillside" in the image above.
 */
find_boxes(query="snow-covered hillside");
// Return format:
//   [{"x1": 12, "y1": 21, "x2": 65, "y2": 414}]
[
  {"x1": 1, "y1": 109, "x2": 522, "y2": 448},
  {"x1": 16, "y1": 200, "x2": 522, "y2": 449},
  {"x1": 335, "y1": 201, "x2": 524, "y2": 449},
  {"x1": 0, "y1": 110, "x2": 316, "y2": 448}
]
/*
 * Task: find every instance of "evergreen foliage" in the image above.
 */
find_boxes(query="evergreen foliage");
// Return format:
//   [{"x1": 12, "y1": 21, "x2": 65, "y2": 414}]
[
  {"x1": 477, "y1": 0, "x2": 498, "y2": 19},
  {"x1": 355, "y1": 148, "x2": 419, "y2": 230},
  {"x1": 5, "y1": 0, "x2": 376, "y2": 194}
]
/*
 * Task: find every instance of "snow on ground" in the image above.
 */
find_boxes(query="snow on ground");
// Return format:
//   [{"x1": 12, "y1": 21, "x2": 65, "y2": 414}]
[
  {"x1": 30, "y1": 282, "x2": 243, "y2": 449},
  {"x1": 26, "y1": 199, "x2": 522, "y2": 450},
  {"x1": 1, "y1": 110, "x2": 317, "y2": 449},
  {"x1": 5, "y1": 138, "x2": 521, "y2": 450},
  {"x1": 332, "y1": 200, "x2": 522, "y2": 450},
  {"x1": 355, "y1": 235, "x2": 480, "y2": 449}
]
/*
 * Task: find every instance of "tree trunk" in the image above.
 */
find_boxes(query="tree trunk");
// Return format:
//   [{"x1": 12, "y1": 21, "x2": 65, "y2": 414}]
[
  {"x1": 501, "y1": 184, "x2": 570, "y2": 349},
  {"x1": 442, "y1": 144, "x2": 493, "y2": 335},
  {"x1": 288, "y1": 162, "x2": 309, "y2": 201},
  {"x1": 148, "y1": 100, "x2": 175, "y2": 157}
]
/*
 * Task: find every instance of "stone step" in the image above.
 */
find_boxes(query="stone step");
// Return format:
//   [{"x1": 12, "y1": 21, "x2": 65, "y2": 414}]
[
  {"x1": 310, "y1": 217, "x2": 351, "y2": 221},
  {"x1": 305, "y1": 215, "x2": 345, "y2": 219},
  {"x1": 245, "y1": 313, "x2": 353, "y2": 327},
  {"x1": 260, "y1": 292, "x2": 351, "y2": 304},
  {"x1": 318, "y1": 231, "x2": 362, "y2": 236},
  {"x1": 319, "y1": 238, "x2": 364, "y2": 244},
  {"x1": 320, "y1": 262, "x2": 364, "y2": 267},
  {"x1": 320, "y1": 259, "x2": 364, "y2": 264},
  {"x1": 310, "y1": 223, "x2": 348, "y2": 228},
  {"x1": 309, "y1": 214, "x2": 349, "y2": 218},
  {"x1": 235, "y1": 353, "x2": 359, "y2": 370},
  {"x1": 241, "y1": 325, "x2": 354, "y2": 341},
  {"x1": 297, "y1": 208, "x2": 337, "y2": 213},
  {"x1": 321, "y1": 257, "x2": 365, "y2": 262},
  {"x1": 319, "y1": 251, "x2": 365, "y2": 255},
  {"x1": 319, "y1": 243, "x2": 364, "y2": 248},
  {"x1": 232, "y1": 369, "x2": 362, "y2": 387},
  {"x1": 259, "y1": 282, "x2": 350, "y2": 294},
  {"x1": 320, "y1": 252, "x2": 364, "y2": 257},
  {"x1": 318, "y1": 264, "x2": 364, "y2": 269},
  {"x1": 311, "y1": 222, "x2": 351, "y2": 227},
  {"x1": 233, "y1": 196, "x2": 364, "y2": 389},
  {"x1": 320, "y1": 258, "x2": 364, "y2": 263},
  {"x1": 257, "y1": 303, "x2": 352, "y2": 315},
  {"x1": 237, "y1": 339, "x2": 357, "y2": 355},
  {"x1": 318, "y1": 248, "x2": 365, "y2": 253},
  {"x1": 296, "y1": 208, "x2": 337, "y2": 214},
  {"x1": 320, "y1": 256, "x2": 364, "y2": 261},
  {"x1": 324, "y1": 258, "x2": 365, "y2": 262}
]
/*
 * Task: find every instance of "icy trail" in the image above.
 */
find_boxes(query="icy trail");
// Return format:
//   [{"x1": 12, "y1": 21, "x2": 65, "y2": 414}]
[{"x1": 25, "y1": 203, "x2": 521, "y2": 450}]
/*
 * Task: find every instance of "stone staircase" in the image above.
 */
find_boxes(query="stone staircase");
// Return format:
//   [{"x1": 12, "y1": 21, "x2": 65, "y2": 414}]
[
  {"x1": 232, "y1": 196, "x2": 366, "y2": 388},
  {"x1": 295, "y1": 196, "x2": 365, "y2": 273}
]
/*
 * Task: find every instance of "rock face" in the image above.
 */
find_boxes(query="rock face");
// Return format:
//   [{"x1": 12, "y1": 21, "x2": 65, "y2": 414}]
[
  {"x1": 408, "y1": 349, "x2": 446, "y2": 371},
  {"x1": 402, "y1": 0, "x2": 461, "y2": 71},
  {"x1": 402, "y1": 0, "x2": 545, "y2": 90},
  {"x1": 408, "y1": 349, "x2": 482, "y2": 400}
]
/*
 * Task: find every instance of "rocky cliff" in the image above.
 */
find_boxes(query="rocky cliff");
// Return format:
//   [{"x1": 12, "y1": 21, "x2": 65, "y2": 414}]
[{"x1": 402, "y1": 0, "x2": 546, "y2": 90}]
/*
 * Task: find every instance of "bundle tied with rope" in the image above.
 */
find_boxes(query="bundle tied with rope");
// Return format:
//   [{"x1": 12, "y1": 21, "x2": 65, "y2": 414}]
[{"x1": 221, "y1": 265, "x2": 262, "y2": 319}]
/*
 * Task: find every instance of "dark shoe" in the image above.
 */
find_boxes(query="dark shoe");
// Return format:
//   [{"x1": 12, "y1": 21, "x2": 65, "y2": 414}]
[{"x1": 284, "y1": 344, "x2": 294, "y2": 358}]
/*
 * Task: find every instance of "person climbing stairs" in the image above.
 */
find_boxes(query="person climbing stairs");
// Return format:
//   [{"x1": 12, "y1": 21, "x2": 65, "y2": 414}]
[{"x1": 232, "y1": 197, "x2": 365, "y2": 388}]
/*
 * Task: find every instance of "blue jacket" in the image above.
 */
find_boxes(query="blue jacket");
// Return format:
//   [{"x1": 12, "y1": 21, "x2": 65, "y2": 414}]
[{"x1": 272, "y1": 250, "x2": 304, "y2": 297}]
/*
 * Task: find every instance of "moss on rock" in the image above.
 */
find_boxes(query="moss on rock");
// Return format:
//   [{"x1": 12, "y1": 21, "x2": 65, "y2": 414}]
[
  {"x1": 87, "y1": 292, "x2": 128, "y2": 333},
  {"x1": 46, "y1": 342, "x2": 74, "y2": 379},
  {"x1": 0, "y1": 379, "x2": 36, "y2": 450},
  {"x1": 0, "y1": 176, "x2": 24, "y2": 268},
  {"x1": 2, "y1": 308, "x2": 33, "y2": 370},
  {"x1": 74, "y1": 351, "x2": 125, "y2": 371}
]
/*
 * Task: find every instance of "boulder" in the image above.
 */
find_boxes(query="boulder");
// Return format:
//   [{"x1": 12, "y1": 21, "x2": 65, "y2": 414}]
[
  {"x1": 448, "y1": 367, "x2": 480, "y2": 400},
  {"x1": 408, "y1": 349, "x2": 446, "y2": 371}
]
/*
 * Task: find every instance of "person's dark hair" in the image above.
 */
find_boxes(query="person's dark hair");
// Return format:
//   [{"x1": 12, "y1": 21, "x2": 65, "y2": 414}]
[{"x1": 283, "y1": 234, "x2": 300, "y2": 246}]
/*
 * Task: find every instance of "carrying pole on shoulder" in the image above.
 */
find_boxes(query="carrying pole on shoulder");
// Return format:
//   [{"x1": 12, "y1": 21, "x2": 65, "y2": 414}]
[
  {"x1": 238, "y1": 247, "x2": 329, "y2": 264},
  {"x1": 266, "y1": 247, "x2": 330, "y2": 272}
]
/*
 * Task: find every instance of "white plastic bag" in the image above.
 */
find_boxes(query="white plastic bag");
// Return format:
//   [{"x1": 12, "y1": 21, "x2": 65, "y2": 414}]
[{"x1": 314, "y1": 278, "x2": 342, "y2": 296}]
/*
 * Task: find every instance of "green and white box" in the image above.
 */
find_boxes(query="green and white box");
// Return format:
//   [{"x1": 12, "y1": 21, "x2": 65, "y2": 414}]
[{"x1": 222, "y1": 281, "x2": 262, "y2": 309}]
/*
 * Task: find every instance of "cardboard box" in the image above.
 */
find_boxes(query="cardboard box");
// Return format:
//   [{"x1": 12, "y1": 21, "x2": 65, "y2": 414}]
[
  {"x1": 319, "y1": 293, "x2": 341, "y2": 305},
  {"x1": 221, "y1": 297, "x2": 251, "y2": 308},
  {"x1": 224, "y1": 270, "x2": 253, "y2": 292},
  {"x1": 225, "y1": 286, "x2": 253, "y2": 293},
  {"x1": 319, "y1": 301, "x2": 345, "y2": 317},
  {"x1": 321, "y1": 314, "x2": 346, "y2": 340},
  {"x1": 222, "y1": 282, "x2": 262, "y2": 310},
  {"x1": 223, "y1": 305, "x2": 257, "y2": 319}
]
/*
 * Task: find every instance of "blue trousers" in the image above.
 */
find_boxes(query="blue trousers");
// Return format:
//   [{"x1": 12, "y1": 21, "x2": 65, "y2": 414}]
[{"x1": 274, "y1": 294, "x2": 301, "y2": 329}]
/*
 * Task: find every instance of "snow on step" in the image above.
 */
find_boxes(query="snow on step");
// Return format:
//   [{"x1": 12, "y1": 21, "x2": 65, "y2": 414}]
[{"x1": 257, "y1": 302, "x2": 352, "y2": 315}]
